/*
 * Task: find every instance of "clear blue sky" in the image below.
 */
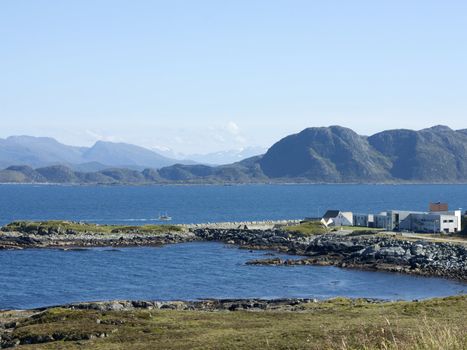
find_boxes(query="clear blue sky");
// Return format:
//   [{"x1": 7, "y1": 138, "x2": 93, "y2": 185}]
[{"x1": 1, "y1": 0, "x2": 466, "y2": 153}]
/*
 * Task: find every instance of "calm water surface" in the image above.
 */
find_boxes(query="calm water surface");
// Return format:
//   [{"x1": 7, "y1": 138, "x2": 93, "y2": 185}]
[
  {"x1": 0, "y1": 242, "x2": 465, "y2": 310},
  {"x1": 0, "y1": 184, "x2": 466, "y2": 225},
  {"x1": 0, "y1": 184, "x2": 466, "y2": 309}
]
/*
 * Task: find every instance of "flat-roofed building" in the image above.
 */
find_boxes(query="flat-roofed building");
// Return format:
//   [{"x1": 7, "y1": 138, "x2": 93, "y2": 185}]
[
  {"x1": 353, "y1": 213, "x2": 374, "y2": 227},
  {"x1": 321, "y1": 204, "x2": 462, "y2": 233},
  {"x1": 373, "y1": 213, "x2": 391, "y2": 230},
  {"x1": 388, "y1": 209, "x2": 461, "y2": 233}
]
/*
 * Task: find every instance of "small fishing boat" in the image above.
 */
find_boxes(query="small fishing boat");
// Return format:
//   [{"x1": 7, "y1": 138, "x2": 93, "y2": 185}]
[{"x1": 158, "y1": 213, "x2": 172, "y2": 221}]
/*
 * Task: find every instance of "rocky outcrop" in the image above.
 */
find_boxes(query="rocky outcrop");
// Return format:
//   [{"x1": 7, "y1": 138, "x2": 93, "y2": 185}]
[
  {"x1": 194, "y1": 228, "x2": 467, "y2": 281},
  {"x1": 58, "y1": 298, "x2": 325, "y2": 312},
  {"x1": 0, "y1": 230, "x2": 197, "y2": 250},
  {"x1": 307, "y1": 234, "x2": 467, "y2": 280},
  {"x1": 194, "y1": 228, "x2": 313, "y2": 253}
]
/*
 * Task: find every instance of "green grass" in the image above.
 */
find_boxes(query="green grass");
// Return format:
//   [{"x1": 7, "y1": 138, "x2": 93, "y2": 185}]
[
  {"x1": 283, "y1": 221, "x2": 328, "y2": 236},
  {"x1": 2, "y1": 221, "x2": 182, "y2": 235},
  {"x1": 335, "y1": 226, "x2": 383, "y2": 232},
  {"x1": 283, "y1": 222, "x2": 383, "y2": 236},
  {"x1": 3, "y1": 296, "x2": 466, "y2": 349}
]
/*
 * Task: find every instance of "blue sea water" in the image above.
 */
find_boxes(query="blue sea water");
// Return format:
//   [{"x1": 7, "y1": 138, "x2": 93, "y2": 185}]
[
  {"x1": 0, "y1": 243, "x2": 465, "y2": 310},
  {"x1": 0, "y1": 184, "x2": 465, "y2": 225},
  {"x1": 0, "y1": 184, "x2": 466, "y2": 309}
]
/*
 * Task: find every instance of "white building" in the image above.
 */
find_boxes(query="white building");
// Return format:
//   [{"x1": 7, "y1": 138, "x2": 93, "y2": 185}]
[
  {"x1": 398, "y1": 210, "x2": 462, "y2": 234},
  {"x1": 375, "y1": 208, "x2": 461, "y2": 233},
  {"x1": 321, "y1": 204, "x2": 462, "y2": 233},
  {"x1": 321, "y1": 210, "x2": 353, "y2": 227}
]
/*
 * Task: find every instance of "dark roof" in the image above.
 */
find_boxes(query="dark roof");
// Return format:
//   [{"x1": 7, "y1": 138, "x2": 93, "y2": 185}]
[{"x1": 322, "y1": 210, "x2": 340, "y2": 219}]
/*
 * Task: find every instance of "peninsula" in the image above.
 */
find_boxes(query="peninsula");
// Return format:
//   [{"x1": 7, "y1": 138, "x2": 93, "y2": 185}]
[{"x1": 1, "y1": 220, "x2": 466, "y2": 282}]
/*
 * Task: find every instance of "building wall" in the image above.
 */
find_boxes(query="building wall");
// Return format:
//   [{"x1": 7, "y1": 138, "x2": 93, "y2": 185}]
[
  {"x1": 373, "y1": 214, "x2": 390, "y2": 229},
  {"x1": 439, "y1": 214, "x2": 460, "y2": 233},
  {"x1": 353, "y1": 214, "x2": 370, "y2": 227},
  {"x1": 331, "y1": 212, "x2": 353, "y2": 226},
  {"x1": 399, "y1": 213, "x2": 460, "y2": 233},
  {"x1": 403, "y1": 213, "x2": 440, "y2": 233},
  {"x1": 388, "y1": 210, "x2": 416, "y2": 231}
]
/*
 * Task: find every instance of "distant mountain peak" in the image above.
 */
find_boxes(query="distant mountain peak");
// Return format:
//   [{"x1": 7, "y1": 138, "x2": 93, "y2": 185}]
[
  {"x1": 7, "y1": 135, "x2": 62, "y2": 144},
  {"x1": 423, "y1": 125, "x2": 453, "y2": 132},
  {"x1": 0, "y1": 135, "x2": 194, "y2": 170}
]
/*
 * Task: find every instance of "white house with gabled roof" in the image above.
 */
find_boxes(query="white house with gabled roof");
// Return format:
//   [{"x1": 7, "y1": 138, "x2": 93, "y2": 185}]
[{"x1": 321, "y1": 210, "x2": 353, "y2": 227}]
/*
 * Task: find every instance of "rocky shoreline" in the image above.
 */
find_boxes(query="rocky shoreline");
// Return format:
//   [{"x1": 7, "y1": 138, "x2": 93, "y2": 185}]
[
  {"x1": 0, "y1": 221, "x2": 466, "y2": 282},
  {"x1": 196, "y1": 228, "x2": 467, "y2": 281},
  {"x1": 0, "y1": 230, "x2": 196, "y2": 250}
]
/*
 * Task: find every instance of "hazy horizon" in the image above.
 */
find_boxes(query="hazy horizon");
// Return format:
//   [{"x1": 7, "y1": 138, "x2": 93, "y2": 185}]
[
  {"x1": 2, "y1": 1, "x2": 466, "y2": 153},
  {"x1": 1, "y1": 123, "x2": 465, "y2": 159}
]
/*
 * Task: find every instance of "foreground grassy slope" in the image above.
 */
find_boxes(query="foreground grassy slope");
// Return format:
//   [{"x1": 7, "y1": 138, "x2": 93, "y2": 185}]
[{"x1": 3, "y1": 296, "x2": 466, "y2": 350}]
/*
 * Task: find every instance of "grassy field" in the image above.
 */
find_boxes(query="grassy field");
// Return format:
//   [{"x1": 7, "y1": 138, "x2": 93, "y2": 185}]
[
  {"x1": 284, "y1": 221, "x2": 328, "y2": 235},
  {"x1": 284, "y1": 221, "x2": 382, "y2": 236},
  {"x1": 2, "y1": 296, "x2": 466, "y2": 349},
  {"x1": 418, "y1": 233, "x2": 467, "y2": 242},
  {"x1": 1, "y1": 221, "x2": 182, "y2": 234},
  {"x1": 335, "y1": 226, "x2": 383, "y2": 232}
]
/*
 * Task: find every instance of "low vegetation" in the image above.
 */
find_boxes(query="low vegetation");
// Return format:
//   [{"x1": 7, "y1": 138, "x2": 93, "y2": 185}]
[
  {"x1": 1, "y1": 296, "x2": 465, "y2": 349},
  {"x1": 1, "y1": 221, "x2": 182, "y2": 235},
  {"x1": 283, "y1": 222, "x2": 382, "y2": 236},
  {"x1": 284, "y1": 221, "x2": 328, "y2": 235}
]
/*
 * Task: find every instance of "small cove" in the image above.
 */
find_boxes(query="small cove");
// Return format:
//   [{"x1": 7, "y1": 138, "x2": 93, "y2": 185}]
[{"x1": 0, "y1": 242, "x2": 465, "y2": 310}]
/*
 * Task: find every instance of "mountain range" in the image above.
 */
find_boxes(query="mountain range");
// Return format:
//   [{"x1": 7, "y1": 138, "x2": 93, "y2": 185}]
[
  {"x1": 0, "y1": 125, "x2": 466, "y2": 184},
  {"x1": 0, "y1": 136, "x2": 190, "y2": 171}
]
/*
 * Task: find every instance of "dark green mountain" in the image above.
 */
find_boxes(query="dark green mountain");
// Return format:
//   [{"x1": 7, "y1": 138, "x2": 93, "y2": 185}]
[
  {"x1": 259, "y1": 126, "x2": 391, "y2": 182},
  {"x1": 35, "y1": 165, "x2": 80, "y2": 183},
  {"x1": 368, "y1": 126, "x2": 467, "y2": 181}
]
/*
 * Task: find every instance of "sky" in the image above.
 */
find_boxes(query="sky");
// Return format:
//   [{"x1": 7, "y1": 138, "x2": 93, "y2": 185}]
[{"x1": 1, "y1": 1, "x2": 466, "y2": 154}]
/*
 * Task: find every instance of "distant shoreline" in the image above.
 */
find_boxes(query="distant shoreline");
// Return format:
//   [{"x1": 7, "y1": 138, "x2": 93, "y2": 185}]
[{"x1": 1, "y1": 181, "x2": 467, "y2": 186}]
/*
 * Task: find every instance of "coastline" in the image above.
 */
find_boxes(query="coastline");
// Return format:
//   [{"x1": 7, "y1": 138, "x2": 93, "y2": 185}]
[
  {"x1": 1, "y1": 220, "x2": 466, "y2": 282},
  {"x1": 1, "y1": 221, "x2": 466, "y2": 348}
]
